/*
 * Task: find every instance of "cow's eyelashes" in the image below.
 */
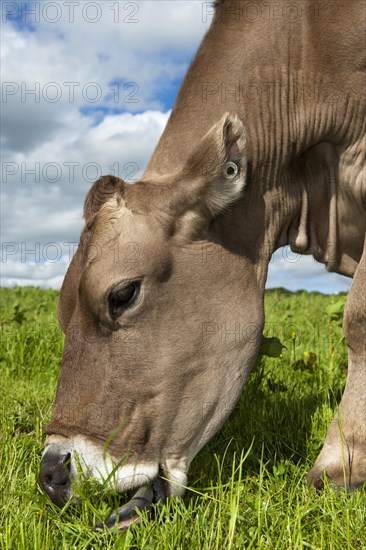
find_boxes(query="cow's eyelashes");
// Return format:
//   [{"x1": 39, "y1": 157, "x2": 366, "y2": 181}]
[{"x1": 108, "y1": 281, "x2": 141, "y2": 319}]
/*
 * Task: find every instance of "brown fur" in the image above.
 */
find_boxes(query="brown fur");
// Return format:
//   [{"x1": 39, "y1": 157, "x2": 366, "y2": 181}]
[{"x1": 45, "y1": 0, "x2": 365, "y2": 491}]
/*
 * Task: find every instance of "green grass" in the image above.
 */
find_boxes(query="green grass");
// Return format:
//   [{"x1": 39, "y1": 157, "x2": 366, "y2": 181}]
[{"x1": 1, "y1": 286, "x2": 365, "y2": 549}]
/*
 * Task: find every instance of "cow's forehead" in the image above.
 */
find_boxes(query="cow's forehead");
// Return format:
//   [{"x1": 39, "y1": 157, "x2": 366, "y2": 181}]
[
  {"x1": 83, "y1": 200, "x2": 168, "y2": 283},
  {"x1": 88, "y1": 202, "x2": 138, "y2": 249}
]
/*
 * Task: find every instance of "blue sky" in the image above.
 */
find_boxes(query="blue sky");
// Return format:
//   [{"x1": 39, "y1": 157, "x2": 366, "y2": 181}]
[{"x1": 1, "y1": 1, "x2": 351, "y2": 293}]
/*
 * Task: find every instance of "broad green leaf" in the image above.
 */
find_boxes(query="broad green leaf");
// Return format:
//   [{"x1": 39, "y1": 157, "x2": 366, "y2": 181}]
[
  {"x1": 259, "y1": 336, "x2": 286, "y2": 358},
  {"x1": 326, "y1": 296, "x2": 347, "y2": 321}
]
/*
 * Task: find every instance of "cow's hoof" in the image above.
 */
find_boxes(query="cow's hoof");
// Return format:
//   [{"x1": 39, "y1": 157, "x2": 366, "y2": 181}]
[
  {"x1": 307, "y1": 458, "x2": 366, "y2": 491},
  {"x1": 309, "y1": 475, "x2": 324, "y2": 492}
]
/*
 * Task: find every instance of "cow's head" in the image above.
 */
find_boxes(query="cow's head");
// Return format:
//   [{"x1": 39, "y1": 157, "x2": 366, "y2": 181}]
[{"x1": 39, "y1": 114, "x2": 265, "y2": 522}]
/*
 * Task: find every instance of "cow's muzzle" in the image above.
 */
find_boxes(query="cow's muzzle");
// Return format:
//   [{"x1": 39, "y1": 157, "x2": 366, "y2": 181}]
[
  {"x1": 39, "y1": 452, "x2": 168, "y2": 530},
  {"x1": 39, "y1": 451, "x2": 71, "y2": 506}
]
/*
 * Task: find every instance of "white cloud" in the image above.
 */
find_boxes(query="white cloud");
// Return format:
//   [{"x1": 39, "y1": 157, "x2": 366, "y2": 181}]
[
  {"x1": 1, "y1": 1, "x2": 208, "y2": 156},
  {"x1": 267, "y1": 249, "x2": 351, "y2": 293},
  {"x1": 1, "y1": 255, "x2": 70, "y2": 289},
  {"x1": 1, "y1": 1, "x2": 205, "y2": 289}
]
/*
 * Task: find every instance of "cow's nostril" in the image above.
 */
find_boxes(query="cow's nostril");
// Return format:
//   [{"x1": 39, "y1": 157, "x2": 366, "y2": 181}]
[
  {"x1": 39, "y1": 451, "x2": 72, "y2": 506},
  {"x1": 62, "y1": 452, "x2": 71, "y2": 472}
]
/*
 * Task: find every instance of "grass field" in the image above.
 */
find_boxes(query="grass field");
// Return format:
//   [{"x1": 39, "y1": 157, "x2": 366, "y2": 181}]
[{"x1": 1, "y1": 286, "x2": 365, "y2": 549}]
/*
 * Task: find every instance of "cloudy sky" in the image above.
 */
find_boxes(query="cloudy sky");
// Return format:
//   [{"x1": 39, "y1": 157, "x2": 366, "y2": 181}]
[{"x1": 1, "y1": 0, "x2": 350, "y2": 293}]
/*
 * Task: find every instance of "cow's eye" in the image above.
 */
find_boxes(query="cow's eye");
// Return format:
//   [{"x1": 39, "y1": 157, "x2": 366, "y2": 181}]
[
  {"x1": 108, "y1": 281, "x2": 140, "y2": 319},
  {"x1": 224, "y1": 161, "x2": 239, "y2": 179}
]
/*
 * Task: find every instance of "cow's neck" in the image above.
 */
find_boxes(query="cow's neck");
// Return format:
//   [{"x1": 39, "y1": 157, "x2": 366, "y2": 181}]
[
  {"x1": 145, "y1": 0, "x2": 362, "y2": 180},
  {"x1": 144, "y1": 83, "x2": 358, "y2": 286},
  {"x1": 143, "y1": 3, "x2": 364, "y2": 285}
]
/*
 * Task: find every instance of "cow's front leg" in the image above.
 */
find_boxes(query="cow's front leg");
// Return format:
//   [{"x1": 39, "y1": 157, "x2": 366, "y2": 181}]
[{"x1": 307, "y1": 238, "x2": 366, "y2": 489}]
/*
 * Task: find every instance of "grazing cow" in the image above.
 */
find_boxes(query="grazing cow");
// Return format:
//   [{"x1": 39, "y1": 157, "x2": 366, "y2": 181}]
[{"x1": 39, "y1": 0, "x2": 366, "y2": 529}]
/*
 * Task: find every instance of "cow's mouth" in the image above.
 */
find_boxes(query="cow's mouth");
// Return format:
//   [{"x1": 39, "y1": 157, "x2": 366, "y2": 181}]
[
  {"x1": 39, "y1": 436, "x2": 174, "y2": 530},
  {"x1": 39, "y1": 447, "x2": 168, "y2": 531},
  {"x1": 95, "y1": 474, "x2": 168, "y2": 531}
]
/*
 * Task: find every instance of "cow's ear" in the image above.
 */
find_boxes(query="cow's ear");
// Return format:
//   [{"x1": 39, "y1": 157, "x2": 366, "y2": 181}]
[
  {"x1": 59, "y1": 176, "x2": 125, "y2": 331},
  {"x1": 184, "y1": 113, "x2": 248, "y2": 216},
  {"x1": 58, "y1": 242, "x2": 83, "y2": 332},
  {"x1": 83, "y1": 175, "x2": 126, "y2": 223}
]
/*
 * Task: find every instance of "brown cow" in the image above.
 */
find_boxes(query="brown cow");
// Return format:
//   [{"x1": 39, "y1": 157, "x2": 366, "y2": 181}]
[{"x1": 39, "y1": 0, "x2": 366, "y2": 529}]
